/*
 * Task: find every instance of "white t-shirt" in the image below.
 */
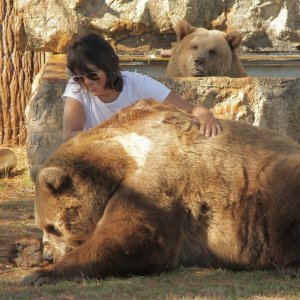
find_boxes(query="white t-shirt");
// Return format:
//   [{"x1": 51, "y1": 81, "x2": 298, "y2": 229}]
[{"x1": 62, "y1": 71, "x2": 171, "y2": 130}]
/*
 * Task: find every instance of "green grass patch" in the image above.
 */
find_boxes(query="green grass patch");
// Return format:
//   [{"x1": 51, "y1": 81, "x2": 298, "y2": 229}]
[
  {"x1": 1, "y1": 268, "x2": 300, "y2": 299},
  {"x1": 0, "y1": 183, "x2": 8, "y2": 190}
]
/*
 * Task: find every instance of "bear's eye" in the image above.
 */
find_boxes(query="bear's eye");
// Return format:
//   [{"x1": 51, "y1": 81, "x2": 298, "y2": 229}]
[
  {"x1": 45, "y1": 224, "x2": 62, "y2": 237},
  {"x1": 74, "y1": 239, "x2": 85, "y2": 246},
  {"x1": 209, "y1": 48, "x2": 217, "y2": 56},
  {"x1": 191, "y1": 45, "x2": 198, "y2": 50}
]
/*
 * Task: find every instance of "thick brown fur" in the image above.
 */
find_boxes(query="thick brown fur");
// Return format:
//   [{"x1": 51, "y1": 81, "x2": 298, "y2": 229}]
[
  {"x1": 23, "y1": 99, "x2": 300, "y2": 286},
  {"x1": 166, "y1": 20, "x2": 247, "y2": 77}
]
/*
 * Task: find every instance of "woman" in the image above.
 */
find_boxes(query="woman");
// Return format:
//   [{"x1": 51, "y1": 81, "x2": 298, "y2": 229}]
[{"x1": 63, "y1": 31, "x2": 222, "y2": 141}]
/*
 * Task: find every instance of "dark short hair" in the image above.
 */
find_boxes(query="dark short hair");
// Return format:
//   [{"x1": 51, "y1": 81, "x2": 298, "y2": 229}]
[{"x1": 66, "y1": 31, "x2": 123, "y2": 92}]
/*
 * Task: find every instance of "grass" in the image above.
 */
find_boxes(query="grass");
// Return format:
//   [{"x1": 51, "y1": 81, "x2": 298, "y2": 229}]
[
  {"x1": 1, "y1": 268, "x2": 300, "y2": 299},
  {"x1": 0, "y1": 146, "x2": 300, "y2": 299},
  {"x1": 0, "y1": 183, "x2": 7, "y2": 191}
]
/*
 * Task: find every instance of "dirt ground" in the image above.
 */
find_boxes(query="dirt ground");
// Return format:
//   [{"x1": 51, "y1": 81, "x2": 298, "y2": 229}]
[{"x1": 0, "y1": 146, "x2": 41, "y2": 282}]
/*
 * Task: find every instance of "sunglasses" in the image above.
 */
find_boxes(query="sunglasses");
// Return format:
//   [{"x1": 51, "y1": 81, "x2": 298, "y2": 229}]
[{"x1": 71, "y1": 71, "x2": 101, "y2": 83}]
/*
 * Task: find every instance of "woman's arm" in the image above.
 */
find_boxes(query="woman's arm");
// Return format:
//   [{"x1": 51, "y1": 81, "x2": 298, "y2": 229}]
[
  {"x1": 164, "y1": 91, "x2": 222, "y2": 137},
  {"x1": 63, "y1": 97, "x2": 85, "y2": 141}
]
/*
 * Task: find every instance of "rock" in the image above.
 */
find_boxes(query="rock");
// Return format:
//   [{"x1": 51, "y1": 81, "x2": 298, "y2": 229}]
[
  {"x1": 0, "y1": 148, "x2": 17, "y2": 177},
  {"x1": 16, "y1": 0, "x2": 299, "y2": 52},
  {"x1": 160, "y1": 77, "x2": 300, "y2": 142},
  {"x1": 25, "y1": 62, "x2": 64, "y2": 172},
  {"x1": 17, "y1": 0, "x2": 223, "y2": 52},
  {"x1": 224, "y1": 0, "x2": 300, "y2": 52}
]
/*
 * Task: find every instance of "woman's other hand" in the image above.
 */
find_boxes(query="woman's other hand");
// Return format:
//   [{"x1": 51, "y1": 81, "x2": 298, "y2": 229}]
[
  {"x1": 191, "y1": 106, "x2": 222, "y2": 137},
  {"x1": 164, "y1": 91, "x2": 222, "y2": 137}
]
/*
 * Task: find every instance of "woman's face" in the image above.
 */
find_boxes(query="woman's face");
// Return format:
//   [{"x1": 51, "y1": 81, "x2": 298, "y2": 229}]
[
  {"x1": 72, "y1": 64, "x2": 116, "y2": 100},
  {"x1": 82, "y1": 69, "x2": 107, "y2": 97}
]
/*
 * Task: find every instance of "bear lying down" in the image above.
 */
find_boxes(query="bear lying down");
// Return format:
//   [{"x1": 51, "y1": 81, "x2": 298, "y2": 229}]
[{"x1": 24, "y1": 99, "x2": 300, "y2": 286}]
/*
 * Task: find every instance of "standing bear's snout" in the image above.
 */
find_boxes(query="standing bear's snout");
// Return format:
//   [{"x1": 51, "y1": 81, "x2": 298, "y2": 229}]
[{"x1": 193, "y1": 57, "x2": 206, "y2": 76}]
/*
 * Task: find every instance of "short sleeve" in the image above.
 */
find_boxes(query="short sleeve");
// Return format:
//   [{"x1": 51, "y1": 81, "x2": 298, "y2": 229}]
[{"x1": 62, "y1": 79, "x2": 84, "y2": 104}]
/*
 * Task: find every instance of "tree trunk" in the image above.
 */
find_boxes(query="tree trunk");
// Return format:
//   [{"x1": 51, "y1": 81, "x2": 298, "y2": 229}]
[{"x1": 0, "y1": 0, "x2": 45, "y2": 145}]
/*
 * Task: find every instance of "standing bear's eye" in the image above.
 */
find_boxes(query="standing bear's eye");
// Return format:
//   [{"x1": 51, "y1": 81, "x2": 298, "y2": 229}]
[{"x1": 191, "y1": 45, "x2": 198, "y2": 50}]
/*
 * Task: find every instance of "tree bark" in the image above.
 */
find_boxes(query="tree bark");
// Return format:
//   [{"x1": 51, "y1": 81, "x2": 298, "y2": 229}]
[{"x1": 0, "y1": 0, "x2": 45, "y2": 145}]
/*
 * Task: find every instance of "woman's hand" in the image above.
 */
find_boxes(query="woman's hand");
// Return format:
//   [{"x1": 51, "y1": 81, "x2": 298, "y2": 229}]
[
  {"x1": 164, "y1": 91, "x2": 222, "y2": 137},
  {"x1": 192, "y1": 106, "x2": 222, "y2": 137}
]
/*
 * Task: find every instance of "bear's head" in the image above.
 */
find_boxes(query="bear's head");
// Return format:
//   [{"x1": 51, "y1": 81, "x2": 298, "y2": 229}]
[
  {"x1": 166, "y1": 20, "x2": 247, "y2": 78},
  {"x1": 32, "y1": 162, "x2": 122, "y2": 262},
  {"x1": 30, "y1": 124, "x2": 140, "y2": 264},
  {"x1": 32, "y1": 166, "x2": 92, "y2": 262}
]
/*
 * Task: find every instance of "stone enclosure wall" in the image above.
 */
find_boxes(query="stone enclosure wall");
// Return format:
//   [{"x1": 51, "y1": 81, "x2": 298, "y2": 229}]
[{"x1": 18, "y1": 0, "x2": 300, "y2": 53}]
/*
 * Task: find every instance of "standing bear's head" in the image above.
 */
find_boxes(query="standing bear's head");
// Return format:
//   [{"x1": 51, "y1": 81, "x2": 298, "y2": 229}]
[{"x1": 166, "y1": 20, "x2": 247, "y2": 78}]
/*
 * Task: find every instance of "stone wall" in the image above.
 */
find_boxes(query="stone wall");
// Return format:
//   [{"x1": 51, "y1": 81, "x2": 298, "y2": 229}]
[
  {"x1": 17, "y1": 0, "x2": 300, "y2": 53},
  {"x1": 161, "y1": 77, "x2": 300, "y2": 141},
  {"x1": 26, "y1": 71, "x2": 65, "y2": 169}
]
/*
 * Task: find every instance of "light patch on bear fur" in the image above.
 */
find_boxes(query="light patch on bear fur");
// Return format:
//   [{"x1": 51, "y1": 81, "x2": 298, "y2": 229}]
[
  {"x1": 114, "y1": 133, "x2": 152, "y2": 168},
  {"x1": 42, "y1": 230, "x2": 69, "y2": 260}
]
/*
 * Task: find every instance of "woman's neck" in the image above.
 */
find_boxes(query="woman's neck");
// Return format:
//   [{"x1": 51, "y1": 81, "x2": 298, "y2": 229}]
[{"x1": 97, "y1": 88, "x2": 120, "y2": 103}]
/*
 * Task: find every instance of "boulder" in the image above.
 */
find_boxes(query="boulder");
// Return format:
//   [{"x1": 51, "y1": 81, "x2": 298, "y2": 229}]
[
  {"x1": 16, "y1": 0, "x2": 300, "y2": 52},
  {"x1": 222, "y1": 0, "x2": 300, "y2": 52}
]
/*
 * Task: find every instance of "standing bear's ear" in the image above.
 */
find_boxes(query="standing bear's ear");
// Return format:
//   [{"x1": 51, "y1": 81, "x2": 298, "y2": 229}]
[
  {"x1": 38, "y1": 167, "x2": 71, "y2": 194},
  {"x1": 225, "y1": 31, "x2": 243, "y2": 49},
  {"x1": 175, "y1": 20, "x2": 196, "y2": 42}
]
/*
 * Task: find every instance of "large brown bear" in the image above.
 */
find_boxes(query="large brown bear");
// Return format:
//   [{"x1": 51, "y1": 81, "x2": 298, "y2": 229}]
[
  {"x1": 166, "y1": 20, "x2": 247, "y2": 77},
  {"x1": 23, "y1": 99, "x2": 300, "y2": 286}
]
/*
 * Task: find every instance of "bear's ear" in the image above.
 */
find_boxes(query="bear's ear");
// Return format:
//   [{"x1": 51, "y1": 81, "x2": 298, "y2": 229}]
[
  {"x1": 175, "y1": 20, "x2": 196, "y2": 42},
  {"x1": 38, "y1": 166, "x2": 71, "y2": 194},
  {"x1": 225, "y1": 31, "x2": 243, "y2": 49}
]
